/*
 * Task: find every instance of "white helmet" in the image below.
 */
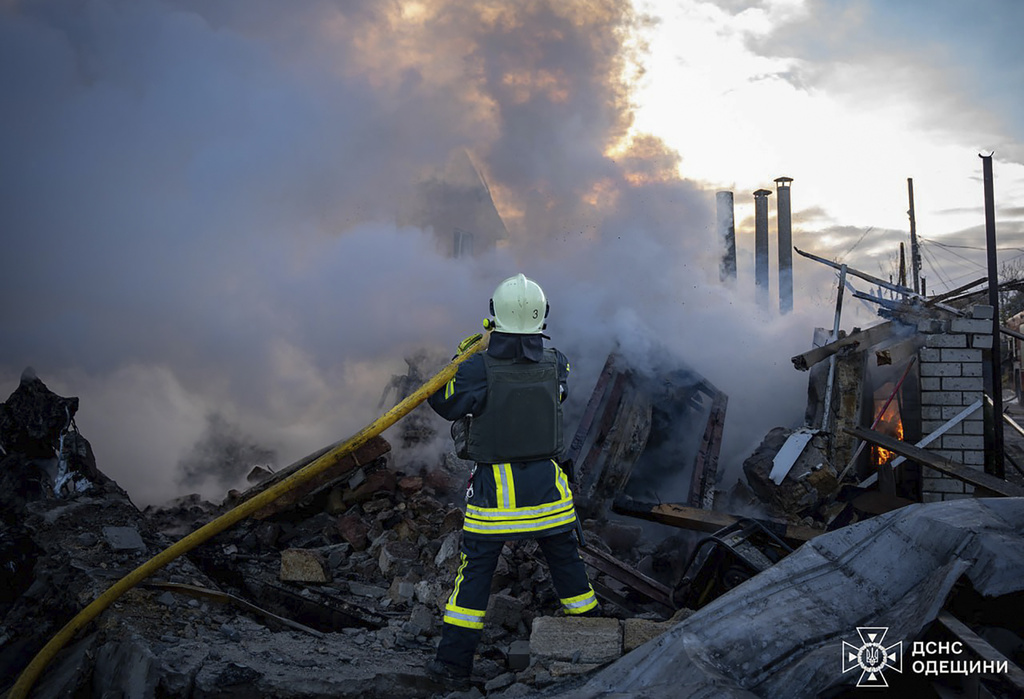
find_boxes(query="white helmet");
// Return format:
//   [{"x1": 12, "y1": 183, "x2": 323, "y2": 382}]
[{"x1": 490, "y1": 273, "x2": 548, "y2": 334}]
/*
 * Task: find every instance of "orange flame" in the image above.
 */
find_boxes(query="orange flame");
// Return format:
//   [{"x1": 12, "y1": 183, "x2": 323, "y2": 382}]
[{"x1": 872, "y1": 398, "x2": 903, "y2": 465}]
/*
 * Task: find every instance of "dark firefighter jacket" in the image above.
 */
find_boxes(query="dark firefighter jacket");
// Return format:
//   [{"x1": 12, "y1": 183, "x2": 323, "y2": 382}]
[{"x1": 428, "y1": 332, "x2": 577, "y2": 540}]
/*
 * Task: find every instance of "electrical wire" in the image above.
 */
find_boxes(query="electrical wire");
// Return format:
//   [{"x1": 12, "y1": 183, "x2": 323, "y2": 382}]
[
  {"x1": 919, "y1": 241, "x2": 955, "y2": 291},
  {"x1": 839, "y1": 227, "x2": 874, "y2": 262}
]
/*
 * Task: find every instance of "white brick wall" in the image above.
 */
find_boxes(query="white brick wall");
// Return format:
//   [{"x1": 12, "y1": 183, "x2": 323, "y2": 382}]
[{"x1": 916, "y1": 305, "x2": 992, "y2": 502}]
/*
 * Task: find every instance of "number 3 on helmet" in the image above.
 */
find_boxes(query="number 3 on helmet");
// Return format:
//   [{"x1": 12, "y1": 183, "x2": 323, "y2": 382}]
[{"x1": 489, "y1": 273, "x2": 549, "y2": 334}]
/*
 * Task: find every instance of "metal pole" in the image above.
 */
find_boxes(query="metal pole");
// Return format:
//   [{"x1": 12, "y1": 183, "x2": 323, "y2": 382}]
[
  {"x1": 899, "y1": 242, "x2": 906, "y2": 288},
  {"x1": 908, "y1": 178, "x2": 921, "y2": 294},
  {"x1": 981, "y1": 153, "x2": 1005, "y2": 478},
  {"x1": 821, "y1": 265, "x2": 847, "y2": 433}
]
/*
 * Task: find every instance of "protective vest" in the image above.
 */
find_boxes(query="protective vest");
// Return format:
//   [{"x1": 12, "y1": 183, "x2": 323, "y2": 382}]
[{"x1": 460, "y1": 350, "x2": 563, "y2": 464}]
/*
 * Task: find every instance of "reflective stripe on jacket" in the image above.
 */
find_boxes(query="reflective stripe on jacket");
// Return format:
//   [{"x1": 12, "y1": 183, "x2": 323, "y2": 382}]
[{"x1": 463, "y1": 459, "x2": 577, "y2": 540}]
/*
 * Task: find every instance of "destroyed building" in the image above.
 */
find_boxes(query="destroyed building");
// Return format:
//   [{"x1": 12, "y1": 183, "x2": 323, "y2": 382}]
[{"x1": 4, "y1": 255, "x2": 1024, "y2": 698}]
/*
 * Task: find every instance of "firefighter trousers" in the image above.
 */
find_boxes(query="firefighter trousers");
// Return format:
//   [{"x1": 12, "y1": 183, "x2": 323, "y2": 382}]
[{"x1": 435, "y1": 529, "x2": 598, "y2": 671}]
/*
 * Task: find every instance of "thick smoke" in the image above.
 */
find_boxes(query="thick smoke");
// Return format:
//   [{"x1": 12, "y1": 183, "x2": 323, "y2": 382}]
[
  {"x1": 2, "y1": 0, "x2": 829, "y2": 506},
  {"x1": 178, "y1": 412, "x2": 275, "y2": 493}
]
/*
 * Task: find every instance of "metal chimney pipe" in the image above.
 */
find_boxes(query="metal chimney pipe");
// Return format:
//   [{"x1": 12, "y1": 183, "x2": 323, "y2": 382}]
[
  {"x1": 753, "y1": 188, "x2": 772, "y2": 309},
  {"x1": 716, "y1": 191, "x2": 737, "y2": 283},
  {"x1": 775, "y1": 177, "x2": 794, "y2": 314}
]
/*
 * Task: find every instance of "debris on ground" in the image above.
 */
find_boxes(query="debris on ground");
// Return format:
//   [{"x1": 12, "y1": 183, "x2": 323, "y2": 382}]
[{"x1": 6, "y1": 273, "x2": 1024, "y2": 698}]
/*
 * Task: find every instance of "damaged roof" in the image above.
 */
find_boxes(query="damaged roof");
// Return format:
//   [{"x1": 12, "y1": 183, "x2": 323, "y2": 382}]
[{"x1": 564, "y1": 497, "x2": 1024, "y2": 698}]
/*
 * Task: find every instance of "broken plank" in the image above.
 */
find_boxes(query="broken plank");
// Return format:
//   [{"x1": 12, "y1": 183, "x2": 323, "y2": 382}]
[
  {"x1": 691, "y1": 387, "x2": 728, "y2": 510},
  {"x1": 612, "y1": 495, "x2": 822, "y2": 543},
  {"x1": 791, "y1": 321, "x2": 896, "y2": 371},
  {"x1": 845, "y1": 426, "x2": 1024, "y2": 497},
  {"x1": 254, "y1": 581, "x2": 388, "y2": 632},
  {"x1": 926, "y1": 277, "x2": 987, "y2": 305},
  {"x1": 144, "y1": 581, "x2": 325, "y2": 637},
  {"x1": 235, "y1": 436, "x2": 391, "y2": 519},
  {"x1": 578, "y1": 543, "x2": 675, "y2": 611},
  {"x1": 565, "y1": 353, "x2": 618, "y2": 464}
]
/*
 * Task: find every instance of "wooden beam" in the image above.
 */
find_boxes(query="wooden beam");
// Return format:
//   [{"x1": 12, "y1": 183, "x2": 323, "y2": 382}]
[
  {"x1": 612, "y1": 495, "x2": 823, "y2": 543},
  {"x1": 143, "y1": 582, "x2": 324, "y2": 637},
  {"x1": 925, "y1": 277, "x2": 986, "y2": 304},
  {"x1": 578, "y1": 544, "x2": 675, "y2": 610},
  {"x1": 692, "y1": 389, "x2": 728, "y2": 510},
  {"x1": 233, "y1": 435, "x2": 391, "y2": 519},
  {"x1": 792, "y1": 321, "x2": 896, "y2": 371},
  {"x1": 845, "y1": 426, "x2": 1024, "y2": 497}
]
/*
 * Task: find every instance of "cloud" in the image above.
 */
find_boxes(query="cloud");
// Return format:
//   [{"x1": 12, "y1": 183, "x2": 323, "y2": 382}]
[{"x1": 752, "y1": 0, "x2": 1024, "y2": 162}]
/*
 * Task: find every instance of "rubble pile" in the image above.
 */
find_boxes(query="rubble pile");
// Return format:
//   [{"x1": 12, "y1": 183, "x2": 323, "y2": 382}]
[
  {"x1": 7, "y1": 285, "x2": 1024, "y2": 697},
  {"x1": 0, "y1": 371, "x2": 684, "y2": 698},
  {"x1": 739, "y1": 427, "x2": 841, "y2": 527}
]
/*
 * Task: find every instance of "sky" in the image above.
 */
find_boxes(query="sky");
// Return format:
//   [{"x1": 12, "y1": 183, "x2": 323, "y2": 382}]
[
  {"x1": 633, "y1": 0, "x2": 1024, "y2": 291},
  {"x1": 2, "y1": 0, "x2": 1023, "y2": 506}
]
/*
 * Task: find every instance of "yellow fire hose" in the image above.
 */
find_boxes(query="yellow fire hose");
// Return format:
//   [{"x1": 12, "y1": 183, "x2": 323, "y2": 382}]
[{"x1": 7, "y1": 332, "x2": 489, "y2": 699}]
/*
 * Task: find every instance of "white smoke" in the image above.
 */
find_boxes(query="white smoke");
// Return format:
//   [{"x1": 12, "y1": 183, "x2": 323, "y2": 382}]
[{"x1": 1, "y1": 0, "x2": 840, "y2": 506}]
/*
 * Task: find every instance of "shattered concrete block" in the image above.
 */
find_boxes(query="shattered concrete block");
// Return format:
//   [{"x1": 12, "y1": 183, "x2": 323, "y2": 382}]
[
  {"x1": 415, "y1": 579, "x2": 446, "y2": 609},
  {"x1": 279, "y1": 549, "x2": 329, "y2": 583},
  {"x1": 622, "y1": 618, "x2": 673, "y2": 653},
  {"x1": 323, "y1": 543, "x2": 351, "y2": 569},
  {"x1": 378, "y1": 540, "x2": 420, "y2": 577},
  {"x1": 102, "y1": 526, "x2": 147, "y2": 552},
  {"x1": 487, "y1": 593, "x2": 526, "y2": 631},
  {"x1": 484, "y1": 672, "x2": 516, "y2": 692},
  {"x1": 387, "y1": 578, "x2": 416, "y2": 605},
  {"x1": 434, "y1": 531, "x2": 460, "y2": 568},
  {"x1": 405, "y1": 604, "x2": 435, "y2": 637},
  {"x1": 530, "y1": 617, "x2": 622, "y2": 665},
  {"x1": 508, "y1": 639, "x2": 531, "y2": 671},
  {"x1": 92, "y1": 634, "x2": 161, "y2": 698},
  {"x1": 742, "y1": 428, "x2": 839, "y2": 517}
]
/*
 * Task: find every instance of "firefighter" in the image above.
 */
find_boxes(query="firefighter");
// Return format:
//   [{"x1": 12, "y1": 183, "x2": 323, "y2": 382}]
[{"x1": 425, "y1": 273, "x2": 598, "y2": 688}]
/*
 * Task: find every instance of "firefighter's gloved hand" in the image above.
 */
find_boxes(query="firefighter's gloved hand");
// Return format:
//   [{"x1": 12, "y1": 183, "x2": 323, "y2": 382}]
[{"x1": 455, "y1": 333, "x2": 483, "y2": 357}]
